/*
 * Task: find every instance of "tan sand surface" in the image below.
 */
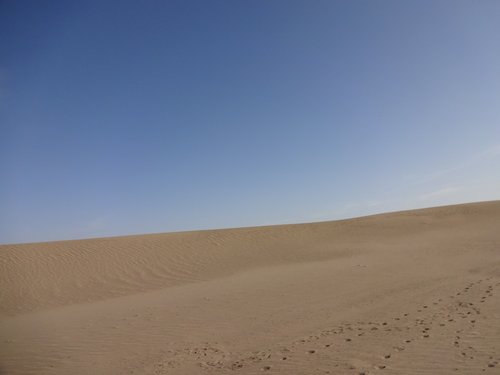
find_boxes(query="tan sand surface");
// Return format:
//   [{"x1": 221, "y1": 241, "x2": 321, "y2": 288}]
[{"x1": 1, "y1": 201, "x2": 500, "y2": 374}]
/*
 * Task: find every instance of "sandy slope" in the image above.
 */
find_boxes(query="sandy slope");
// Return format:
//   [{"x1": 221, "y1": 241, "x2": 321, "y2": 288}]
[{"x1": 1, "y1": 201, "x2": 500, "y2": 375}]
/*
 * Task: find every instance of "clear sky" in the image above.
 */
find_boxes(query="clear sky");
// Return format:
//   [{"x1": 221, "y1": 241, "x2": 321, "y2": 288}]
[{"x1": 1, "y1": 1, "x2": 499, "y2": 244}]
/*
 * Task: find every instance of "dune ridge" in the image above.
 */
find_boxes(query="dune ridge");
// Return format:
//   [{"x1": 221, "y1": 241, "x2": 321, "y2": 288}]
[{"x1": 1, "y1": 201, "x2": 500, "y2": 374}]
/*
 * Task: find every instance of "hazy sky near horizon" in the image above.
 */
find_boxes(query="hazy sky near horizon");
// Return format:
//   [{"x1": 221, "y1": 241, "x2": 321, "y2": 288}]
[{"x1": 1, "y1": 1, "x2": 500, "y2": 244}]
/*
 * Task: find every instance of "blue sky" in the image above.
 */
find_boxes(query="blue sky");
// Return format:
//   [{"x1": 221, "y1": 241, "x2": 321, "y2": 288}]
[{"x1": 1, "y1": 1, "x2": 499, "y2": 244}]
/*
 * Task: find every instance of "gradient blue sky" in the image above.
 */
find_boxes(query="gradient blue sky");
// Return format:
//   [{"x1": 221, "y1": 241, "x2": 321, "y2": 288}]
[{"x1": 1, "y1": 1, "x2": 499, "y2": 244}]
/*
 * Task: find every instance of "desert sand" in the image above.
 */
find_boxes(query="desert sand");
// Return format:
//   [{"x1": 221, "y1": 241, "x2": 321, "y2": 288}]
[{"x1": 1, "y1": 201, "x2": 499, "y2": 374}]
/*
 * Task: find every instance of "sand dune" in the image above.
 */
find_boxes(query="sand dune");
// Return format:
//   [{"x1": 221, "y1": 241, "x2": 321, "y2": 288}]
[{"x1": 1, "y1": 201, "x2": 500, "y2": 374}]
